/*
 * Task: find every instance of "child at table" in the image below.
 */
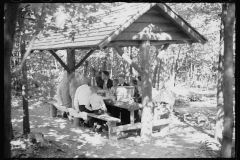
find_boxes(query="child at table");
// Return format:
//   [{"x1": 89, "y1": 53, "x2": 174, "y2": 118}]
[
  {"x1": 89, "y1": 86, "x2": 109, "y2": 132},
  {"x1": 110, "y1": 79, "x2": 119, "y2": 96}
]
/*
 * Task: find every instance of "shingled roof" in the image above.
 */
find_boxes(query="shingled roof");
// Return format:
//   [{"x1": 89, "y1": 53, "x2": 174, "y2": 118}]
[{"x1": 31, "y1": 3, "x2": 207, "y2": 51}]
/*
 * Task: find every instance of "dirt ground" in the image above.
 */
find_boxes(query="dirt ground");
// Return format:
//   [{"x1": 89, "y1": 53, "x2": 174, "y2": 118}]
[{"x1": 10, "y1": 87, "x2": 234, "y2": 158}]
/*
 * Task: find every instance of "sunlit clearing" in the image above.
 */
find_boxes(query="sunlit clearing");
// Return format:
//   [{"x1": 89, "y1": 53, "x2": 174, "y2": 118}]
[
  {"x1": 12, "y1": 118, "x2": 23, "y2": 123},
  {"x1": 59, "y1": 123, "x2": 66, "y2": 129},
  {"x1": 56, "y1": 135, "x2": 70, "y2": 141},
  {"x1": 70, "y1": 128, "x2": 84, "y2": 134},
  {"x1": 38, "y1": 122, "x2": 51, "y2": 128},
  {"x1": 80, "y1": 133, "x2": 107, "y2": 146},
  {"x1": 130, "y1": 150, "x2": 138, "y2": 155},
  {"x1": 63, "y1": 143, "x2": 70, "y2": 146},
  {"x1": 29, "y1": 106, "x2": 34, "y2": 109},
  {"x1": 54, "y1": 119, "x2": 67, "y2": 123}
]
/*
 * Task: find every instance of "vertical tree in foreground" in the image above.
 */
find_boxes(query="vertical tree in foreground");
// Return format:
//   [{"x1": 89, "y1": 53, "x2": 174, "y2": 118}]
[
  {"x1": 4, "y1": 3, "x2": 20, "y2": 158},
  {"x1": 220, "y1": 3, "x2": 235, "y2": 158}
]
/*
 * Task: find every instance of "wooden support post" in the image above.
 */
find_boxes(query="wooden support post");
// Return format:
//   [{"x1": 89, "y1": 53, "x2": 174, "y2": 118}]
[
  {"x1": 49, "y1": 50, "x2": 70, "y2": 73},
  {"x1": 74, "y1": 49, "x2": 95, "y2": 71},
  {"x1": 74, "y1": 117, "x2": 80, "y2": 127},
  {"x1": 130, "y1": 111, "x2": 135, "y2": 124},
  {"x1": 139, "y1": 40, "x2": 153, "y2": 140},
  {"x1": 107, "y1": 121, "x2": 117, "y2": 141},
  {"x1": 112, "y1": 44, "x2": 143, "y2": 75},
  {"x1": 67, "y1": 48, "x2": 75, "y2": 73},
  {"x1": 50, "y1": 104, "x2": 57, "y2": 117}
]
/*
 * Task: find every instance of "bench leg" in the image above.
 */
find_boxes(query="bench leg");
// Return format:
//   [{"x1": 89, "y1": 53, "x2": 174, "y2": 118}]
[
  {"x1": 106, "y1": 122, "x2": 117, "y2": 141},
  {"x1": 74, "y1": 117, "x2": 80, "y2": 127},
  {"x1": 159, "y1": 124, "x2": 170, "y2": 136},
  {"x1": 50, "y1": 104, "x2": 57, "y2": 117}
]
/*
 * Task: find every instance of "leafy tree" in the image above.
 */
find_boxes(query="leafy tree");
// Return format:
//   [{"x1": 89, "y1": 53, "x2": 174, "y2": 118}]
[
  {"x1": 4, "y1": 3, "x2": 20, "y2": 158},
  {"x1": 220, "y1": 3, "x2": 235, "y2": 158}
]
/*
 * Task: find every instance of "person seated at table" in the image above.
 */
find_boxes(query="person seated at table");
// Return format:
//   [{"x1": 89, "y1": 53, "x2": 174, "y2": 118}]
[
  {"x1": 94, "y1": 71, "x2": 103, "y2": 88},
  {"x1": 108, "y1": 79, "x2": 121, "y2": 119},
  {"x1": 110, "y1": 79, "x2": 119, "y2": 96},
  {"x1": 74, "y1": 76, "x2": 95, "y2": 127},
  {"x1": 118, "y1": 74, "x2": 129, "y2": 86},
  {"x1": 130, "y1": 79, "x2": 142, "y2": 122},
  {"x1": 56, "y1": 72, "x2": 72, "y2": 118},
  {"x1": 89, "y1": 86, "x2": 110, "y2": 132},
  {"x1": 137, "y1": 76, "x2": 142, "y2": 97},
  {"x1": 117, "y1": 74, "x2": 131, "y2": 124},
  {"x1": 99, "y1": 71, "x2": 113, "y2": 90}
]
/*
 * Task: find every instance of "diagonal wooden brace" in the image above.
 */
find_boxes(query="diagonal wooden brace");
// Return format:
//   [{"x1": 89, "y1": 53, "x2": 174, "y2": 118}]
[
  {"x1": 112, "y1": 43, "x2": 143, "y2": 75},
  {"x1": 49, "y1": 50, "x2": 70, "y2": 73},
  {"x1": 74, "y1": 49, "x2": 95, "y2": 71}
]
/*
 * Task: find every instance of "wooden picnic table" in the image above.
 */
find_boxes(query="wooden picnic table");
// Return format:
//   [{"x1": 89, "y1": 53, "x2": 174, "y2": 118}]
[{"x1": 102, "y1": 97, "x2": 171, "y2": 135}]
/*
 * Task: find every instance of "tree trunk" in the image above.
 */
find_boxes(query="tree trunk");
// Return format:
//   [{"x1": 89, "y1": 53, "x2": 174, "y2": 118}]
[
  {"x1": 220, "y1": 3, "x2": 235, "y2": 158},
  {"x1": 67, "y1": 48, "x2": 75, "y2": 74},
  {"x1": 4, "y1": 3, "x2": 19, "y2": 158},
  {"x1": 140, "y1": 40, "x2": 153, "y2": 141},
  {"x1": 214, "y1": 13, "x2": 224, "y2": 141},
  {"x1": 129, "y1": 47, "x2": 133, "y2": 78},
  {"x1": 157, "y1": 59, "x2": 162, "y2": 90},
  {"x1": 84, "y1": 61, "x2": 88, "y2": 76},
  {"x1": 21, "y1": 40, "x2": 30, "y2": 135}
]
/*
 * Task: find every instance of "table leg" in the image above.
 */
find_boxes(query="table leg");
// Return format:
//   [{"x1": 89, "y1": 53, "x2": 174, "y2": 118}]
[
  {"x1": 50, "y1": 104, "x2": 57, "y2": 117},
  {"x1": 107, "y1": 122, "x2": 117, "y2": 140},
  {"x1": 130, "y1": 110, "x2": 134, "y2": 124}
]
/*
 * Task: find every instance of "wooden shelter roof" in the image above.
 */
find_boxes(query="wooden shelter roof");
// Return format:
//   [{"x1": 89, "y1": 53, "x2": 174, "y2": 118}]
[{"x1": 31, "y1": 3, "x2": 207, "y2": 51}]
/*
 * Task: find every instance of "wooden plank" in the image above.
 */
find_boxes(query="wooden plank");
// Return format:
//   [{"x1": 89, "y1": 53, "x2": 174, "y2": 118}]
[
  {"x1": 156, "y1": 3, "x2": 207, "y2": 44},
  {"x1": 108, "y1": 40, "x2": 178, "y2": 47},
  {"x1": 112, "y1": 123, "x2": 141, "y2": 133},
  {"x1": 107, "y1": 41, "x2": 141, "y2": 47},
  {"x1": 37, "y1": 26, "x2": 119, "y2": 41},
  {"x1": 51, "y1": 102, "x2": 68, "y2": 112},
  {"x1": 32, "y1": 40, "x2": 101, "y2": 50},
  {"x1": 135, "y1": 13, "x2": 171, "y2": 23},
  {"x1": 34, "y1": 32, "x2": 113, "y2": 46},
  {"x1": 114, "y1": 31, "x2": 191, "y2": 41},
  {"x1": 88, "y1": 113, "x2": 121, "y2": 122},
  {"x1": 104, "y1": 99, "x2": 143, "y2": 111},
  {"x1": 124, "y1": 22, "x2": 180, "y2": 32},
  {"x1": 98, "y1": 3, "x2": 156, "y2": 49},
  {"x1": 145, "y1": 8, "x2": 161, "y2": 14},
  {"x1": 112, "y1": 119, "x2": 171, "y2": 133},
  {"x1": 130, "y1": 111, "x2": 135, "y2": 124}
]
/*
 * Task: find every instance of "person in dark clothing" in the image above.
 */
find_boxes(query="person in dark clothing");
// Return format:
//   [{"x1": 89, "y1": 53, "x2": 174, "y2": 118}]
[
  {"x1": 130, "y1": 79, "x2": 142, "y2": 123},
  {"x1": 118, "y1": 74, "x2": 129, "y2": 86},
  {"x1": 95, "y1": 71, "x2": 103, "y2": 88},
  {"x1": 117, "y1": 74, "x2": 131, "y2": 124},
  {"x1": 98, "y1": 71, "x2": 113, "y2": 89}
]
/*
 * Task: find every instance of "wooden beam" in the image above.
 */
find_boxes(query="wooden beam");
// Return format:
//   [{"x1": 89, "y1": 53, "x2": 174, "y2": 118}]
[
  {"x1": 112, "y1": 119, "x2": 171, "y2": 133},
  {"x1": 48, "y1": 50, "x2": 70, "y2": 73},
  {"x1": 98, "y1": 3, "x2": 156, "y2": 49},
  {"x1": 114, "y1": 31, "x2": 191, "y2": 41},
  {"x1": 156, "y1": 3, "x2": 207, "y2": 44},
  {"x1": 73, "y1": 49, "x2": 95, "y2": 71},
  {"x1": 67, "y1": 48, "x2": 75, "y2": 73},
  {"x1": 157, "y1": 43, "x2": 170, "y2": 59},
  {"x1": 112, "y1": 43, "x2": 143, "y2": 75}
]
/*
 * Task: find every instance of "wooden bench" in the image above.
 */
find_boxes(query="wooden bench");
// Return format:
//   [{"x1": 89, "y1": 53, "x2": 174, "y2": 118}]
[
  {"x1": 49, "y1": 99, "x2": 69, "y2": 117},
  {"x1": 67, "y1": 108, "x2": 121, "y2": 140},
  {"x1": 49, "y1": 99, "x2": 121, "y2": 140}
]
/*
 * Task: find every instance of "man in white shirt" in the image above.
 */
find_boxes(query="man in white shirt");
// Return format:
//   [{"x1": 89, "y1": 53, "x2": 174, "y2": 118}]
[
  {"x1": 74, "y1": 77, "x2": 93, "y2": 113},
  {"x1": 89, "y1": 86, "x2": 107, "y2": 113}
]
